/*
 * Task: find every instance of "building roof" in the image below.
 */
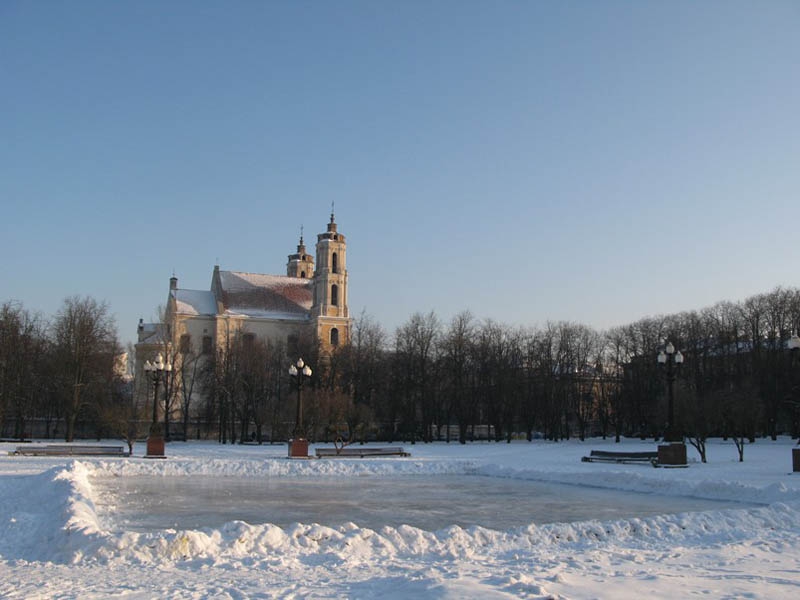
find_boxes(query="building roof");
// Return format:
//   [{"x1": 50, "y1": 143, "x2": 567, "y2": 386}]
[
  {"x1": 173, "y1": 289, "x2": 217, "y2": 316},
  {"x1": 218, "y1": 270, "x2": 312, "y2": 320},
  {"x1": 137, "y1": 321, "x2": 167, "y2": 344}
]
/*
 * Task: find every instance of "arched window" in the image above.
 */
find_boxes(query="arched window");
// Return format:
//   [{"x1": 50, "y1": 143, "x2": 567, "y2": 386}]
[
  {"x1": 331, "y1": 284, "x2": 339, "y2": 306},
  {"x1": 287, "y1": 334, "x2": 299, "y2": 356},
  {"x1": 300, "y1": 270, "x2": 306, "y2": 278},
  {"x1": 332, "y1": 252, "x2": 338, "y2": 274},
  {"x1": 330, "y1": 328, "x2": 339, "y2": 347},
  {"x1": 242, "y1": 333, "x2": 255, "y2": 348}
]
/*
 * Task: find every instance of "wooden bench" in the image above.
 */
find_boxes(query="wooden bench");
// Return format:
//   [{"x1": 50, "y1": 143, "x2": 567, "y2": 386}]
[
  {"x1": 315, "y1": 447, "x2": 410, "y2": 458},
  {"x1": 581, "y1": 450, "x2": 658, "y2": 466},
  {"x1": 11, "y1": 444, "x2": 129, "y2": 457}
]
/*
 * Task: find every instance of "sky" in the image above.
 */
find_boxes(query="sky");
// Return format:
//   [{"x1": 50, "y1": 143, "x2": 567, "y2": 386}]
[{"x1": 1, "y1": 1, "x2": 799, "y2": 346}]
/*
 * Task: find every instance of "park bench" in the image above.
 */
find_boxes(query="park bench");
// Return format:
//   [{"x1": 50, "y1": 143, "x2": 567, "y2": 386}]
[
  {"x1": 315, "y1": 446, "x2": 410, "y2": 458},
  {"x1": 11, "y1": 444, "x2": 129, "y2": 457},
  {"x1": 581, "y1": 450, "x2": 659, "y2": 466}
]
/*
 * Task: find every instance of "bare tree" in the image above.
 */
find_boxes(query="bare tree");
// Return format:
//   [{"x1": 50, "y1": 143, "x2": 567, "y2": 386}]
[
  {"x1": 394, "y1": 311, "x2": 441, "y2": 443},
  {"x1": 51, "y1": 296, "x2": 119, "y2": 442},
  {"x1": 174, "y1": 345, "x2": 202, "y2": 441},
  {"x1": 0, "y1": 302, "x2": 49, "y2": 439},
  {"x1": 339, "y1": 311, "x2": 389, "y2": 419},
  {"x1": 441, "y1": 311, "x2": 476, "y2": 444}
]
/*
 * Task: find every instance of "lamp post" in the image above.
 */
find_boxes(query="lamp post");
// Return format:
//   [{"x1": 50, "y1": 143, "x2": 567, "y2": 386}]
[
  {"x1": 787, "y1": 333, "x2": 800, "y2": 434},
  {"x1": 657, "y1": 341, "x2": 684, "y2": 442},
  {"x1": 288, "y1": 357, "x2": 312, "y2": 458},
  {"x1": 656, "y1": 341, "x2": 686, "y2": 466},
  {"x1": 787, "y1": 333, "x2": 800, "y2": 471},
  {"x1": 143, "y1": 352, "x2": 171, "y2": 458}
]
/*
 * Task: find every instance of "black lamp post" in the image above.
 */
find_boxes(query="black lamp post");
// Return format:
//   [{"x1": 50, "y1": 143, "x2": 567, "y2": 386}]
[
  {"x1": 288, "y1": 357, "x2": 312, "y2": 458},
  {"x1": 657, "y1": 341, "x2": 684, "y2": 442},
  {"x1": 144, "y1": 353, "x2": 172, "y2": 425},
  {"x1": 788, "y1": 333, "x2": 800, "y2": 472},
  {"x1": 788, "y1": 333, "x2": 800, "y2": 448},
  {"x1": 143, "y1": 352, "x2": 171, "y2": 458}
]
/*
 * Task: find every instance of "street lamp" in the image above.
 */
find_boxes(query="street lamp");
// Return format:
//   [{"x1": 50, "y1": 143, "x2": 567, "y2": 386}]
[
  {"x1": 657, "y1": 341, "x2": 684, "y2": 443},
  {"x1": 144, "y1": 353, "x2": 172, "y2": 424},
  {"x1": 789, "y1": 333, "x2": 800, "y2": 471},
  {"x1": 143, "y1": 352, "x2": 171, "y2": 458},
  {"x1": 288, "y1": 357, "x2": 312, "y2": 458}
]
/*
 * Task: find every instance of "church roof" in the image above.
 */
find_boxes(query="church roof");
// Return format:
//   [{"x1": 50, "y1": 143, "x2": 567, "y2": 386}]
[
  {"x1": 173, "y1": 289, "x2": 217, "y2": 316},
  {"x1": 218, "y1": 270, "x2": 312, "y2": 320},
  {"x1": 137, "y1": 321, "x2": 167, "y2": 344}
]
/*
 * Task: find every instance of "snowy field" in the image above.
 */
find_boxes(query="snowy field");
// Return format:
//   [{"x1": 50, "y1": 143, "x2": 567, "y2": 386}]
[{"x1": 1, "y1": 438, "x2": 799, "y2": 599}]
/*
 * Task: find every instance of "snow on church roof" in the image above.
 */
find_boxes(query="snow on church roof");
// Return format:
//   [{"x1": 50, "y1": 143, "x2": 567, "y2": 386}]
[
  {"x1": 219, "y1": 270, "x2": 312, "y2": 319},
  {"x1": 173, "y1": 289, "x2": 217, "y2": 316}
]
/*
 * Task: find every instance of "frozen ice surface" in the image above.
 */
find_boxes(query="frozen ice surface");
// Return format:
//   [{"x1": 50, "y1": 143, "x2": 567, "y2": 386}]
[{"x1": 92, "y1": 473, "x2": 754, "y2": 532}]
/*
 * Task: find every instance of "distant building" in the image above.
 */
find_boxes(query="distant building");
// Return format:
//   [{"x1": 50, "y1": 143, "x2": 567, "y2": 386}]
[{"x1": 134, "y1": 213, "x2": 351, "y2": 422}]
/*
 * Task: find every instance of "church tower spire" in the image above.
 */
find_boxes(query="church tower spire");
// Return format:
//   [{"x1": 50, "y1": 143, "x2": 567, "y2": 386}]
[
  {"x1": 286, "y1": 225, "x2": 315, "y2": 278},
  {"x1": 311, "y1": 210, "x2": 350, "y2": 352}
]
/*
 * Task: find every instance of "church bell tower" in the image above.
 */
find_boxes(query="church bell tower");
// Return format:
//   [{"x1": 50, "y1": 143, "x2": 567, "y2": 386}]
[
  {"x1": 311, "y1": 209, "x2": 350, "y2": 352},
  {"x1": 286, "y1": 227, "x2": 315, "y2": 278}
]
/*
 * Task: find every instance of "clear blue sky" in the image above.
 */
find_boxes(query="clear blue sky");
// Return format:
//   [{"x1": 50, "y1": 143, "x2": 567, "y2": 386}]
[{"x1": 2, "y1": 1, "x2": 799, "y2": 346}]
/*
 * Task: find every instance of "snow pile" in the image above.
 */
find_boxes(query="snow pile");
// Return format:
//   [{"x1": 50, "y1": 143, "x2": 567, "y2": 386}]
[
  {"x1": 88, "y1": 455, "x2": 478, "y2": 479},
  {"x1": 0, "y1": 461, "x2": 106, "y2": 563}
]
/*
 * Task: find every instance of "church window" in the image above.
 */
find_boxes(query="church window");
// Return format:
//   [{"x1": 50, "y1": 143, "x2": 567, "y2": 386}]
[
  {"x1": 179, "y1": 334, "x2": 191, "y2": 353},
  {"x1": 300, "y1": 271, "x2": 306, "y2": 278},
  {"x1": 332, "y1": 252, "x2": 339, "y2": 274},
  {"x1": 330, "y1": 328, "x2": 339, "y2": 347},
  {"x1": 242, "y1": 333, "x2": 255, "y2": 349},
  {"x1": 288, "y1": 334, "x2": 299, "y2": 356},
  {"x1": 331, "y1": 284, "x2": 339, "y2": 306},
  {"x1": 202, "y1": 336, "x2": 213, "y2": 355}
]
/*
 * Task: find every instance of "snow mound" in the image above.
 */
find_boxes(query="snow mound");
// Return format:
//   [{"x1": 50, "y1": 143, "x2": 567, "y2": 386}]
[{"x1": 0, "y1": 461, "x2": 107, "y2": 563}]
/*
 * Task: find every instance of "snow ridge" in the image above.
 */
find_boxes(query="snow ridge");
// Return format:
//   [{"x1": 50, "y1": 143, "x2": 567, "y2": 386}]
[
  {"x1": 96, "y1": 503, "x2": 799, "y2": 566},
  {"x1": 0, "y1": 461, "x2": 107, "y2": 563}
]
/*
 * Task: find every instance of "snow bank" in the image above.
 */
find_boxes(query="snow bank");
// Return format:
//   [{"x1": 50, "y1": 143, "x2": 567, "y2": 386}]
[
  {"x1": 88, "y1": 455, "x2": 478, "y2": 479},
  {"x1": 95, "y1": 501, "x2": 800, "y2": 567},
  {"x1": 0, "y1": 461, "x2": 107, "y2": 563}
]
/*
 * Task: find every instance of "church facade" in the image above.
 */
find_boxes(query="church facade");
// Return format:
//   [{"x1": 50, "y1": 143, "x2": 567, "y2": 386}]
[{"x1": 135, "y1": 213, "x2": 351, "y2": 393}]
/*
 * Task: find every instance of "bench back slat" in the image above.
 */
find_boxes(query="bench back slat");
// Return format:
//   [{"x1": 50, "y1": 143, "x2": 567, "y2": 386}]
[
  {"x1": 315, "y1": 447, "x2": 408, "y2": 457},
  {"x1": 14, "y1": 445, "x2": 128, "y2": 457},
  {"x1": 589, "y1": 450, "x2": 658, "y2": 459}
]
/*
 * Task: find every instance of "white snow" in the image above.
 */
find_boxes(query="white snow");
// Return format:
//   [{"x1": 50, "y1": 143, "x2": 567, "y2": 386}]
[
  {"x1": 173, "y1": 289, "x2": 218, "y2": 316},
  {"x1": 1, "y1": 437, "x2": 799, "y2": 598}
]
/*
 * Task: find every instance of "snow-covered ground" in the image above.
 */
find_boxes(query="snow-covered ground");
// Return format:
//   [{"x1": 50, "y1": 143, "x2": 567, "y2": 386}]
[{"x1": 1, "y1": 437, "x2": 799, "y2": 599}]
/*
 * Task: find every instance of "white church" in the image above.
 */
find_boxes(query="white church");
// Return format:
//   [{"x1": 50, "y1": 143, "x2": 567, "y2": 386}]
[{"x1": 135, "y1": 212, "x2": 351, "y2": 402}]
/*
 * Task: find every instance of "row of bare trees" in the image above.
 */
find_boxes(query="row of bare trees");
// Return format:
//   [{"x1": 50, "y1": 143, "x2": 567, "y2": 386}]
[
  {"x1": 322, "y1": 287, "x2": 800, "y2": 449},
  {"x1": 0, "y1": 297, "x2": 123, "y2": 441},
  {"x1": 4, "y1": 287, "x2": 800, "y2": 450},
  {"x1": 195, "y1": 329, "x2": 372, "y2": 445},
  {"x1": 328, "y1": 311, "x2": 609, "y2": 444}
]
